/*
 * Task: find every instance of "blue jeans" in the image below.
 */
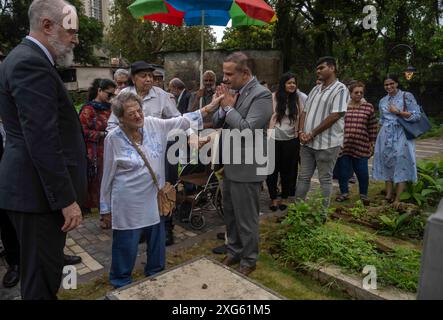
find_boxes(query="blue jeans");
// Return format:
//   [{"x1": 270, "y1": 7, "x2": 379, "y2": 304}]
[
  {"x1": 110, "y1": 222, "x2": 165, "y2": 288},
  {"x1": 336, "y1": 155, "x2": 369, "y2": 195}
]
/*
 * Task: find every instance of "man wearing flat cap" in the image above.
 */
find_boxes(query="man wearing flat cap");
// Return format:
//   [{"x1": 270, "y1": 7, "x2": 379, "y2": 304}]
[{"x1": 107, "y1": 61, "x2": 179, "y2": 129}]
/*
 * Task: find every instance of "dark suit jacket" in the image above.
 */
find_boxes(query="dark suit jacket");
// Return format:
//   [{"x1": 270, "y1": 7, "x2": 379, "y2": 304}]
[
  {"x1": 213, "y1": 77, "x2": 273, "y2": 183},
  {"x1": 177, "y1": 89, "x2": 191, "y2": 114},
  {"x1": 0, "y1": 38, "x2": 87, "y2": 213}
]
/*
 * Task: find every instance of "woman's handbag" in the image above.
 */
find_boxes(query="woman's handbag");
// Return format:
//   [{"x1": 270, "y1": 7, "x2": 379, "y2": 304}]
[
  {"x1": 397, "y1": 93, "x2": 431, "y2": 140},
  {"x1": 126, "y1": 133, "x2": 176, "y2": 216}
]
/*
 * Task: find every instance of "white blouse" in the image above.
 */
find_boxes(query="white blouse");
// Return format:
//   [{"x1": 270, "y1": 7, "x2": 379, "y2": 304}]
[{"x1": 100, "y1": 111, "x2": 202, "y2": 230}]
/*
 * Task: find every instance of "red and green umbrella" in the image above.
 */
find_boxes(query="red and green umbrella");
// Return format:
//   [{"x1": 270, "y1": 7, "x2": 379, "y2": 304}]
[
  {"x1": 128, "y1": 0, "x2": 277, "y2": 26},
  {"x1": 128, "y1": 0, "x2": 276, "y2": 94}
]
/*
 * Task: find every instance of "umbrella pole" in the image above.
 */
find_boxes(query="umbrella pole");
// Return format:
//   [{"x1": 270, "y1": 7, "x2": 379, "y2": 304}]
[{"x1": 199, "y1": 10, "x2": 204, "y2": 109}]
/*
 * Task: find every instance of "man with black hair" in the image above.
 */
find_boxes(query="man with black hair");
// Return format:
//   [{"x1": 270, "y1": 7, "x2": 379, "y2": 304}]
[
  {"x1": 296, "y1": 56, "x2": 350, "y2": 209},
  {"x1": 213, "y1": 52, "x2": 273, "y2": 276}
]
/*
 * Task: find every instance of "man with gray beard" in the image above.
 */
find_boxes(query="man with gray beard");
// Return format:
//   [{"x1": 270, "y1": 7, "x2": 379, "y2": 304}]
[{"x1": 0, "y1": 0, "x2": 86, "y2": 299}]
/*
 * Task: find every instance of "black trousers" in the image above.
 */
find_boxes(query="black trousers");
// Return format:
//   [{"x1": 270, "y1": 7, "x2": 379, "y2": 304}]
[
  {"x1": 7, "y1": 211, "x2": 66, "y2": 300},
  {"x1": 266, "y1": 138, "x2": 300, "y2": 200},
  {"x1": 0, "y1": 209, "x2": 20, "y2": 266}
]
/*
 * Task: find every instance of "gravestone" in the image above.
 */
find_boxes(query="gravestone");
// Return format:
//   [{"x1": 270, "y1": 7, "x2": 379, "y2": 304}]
[
  {"x1": 106, "y1": 256, "x2": 285, "y2": 300},
  {"x1": 417, "y1": 199, "x2": 443, "y2": 299}
]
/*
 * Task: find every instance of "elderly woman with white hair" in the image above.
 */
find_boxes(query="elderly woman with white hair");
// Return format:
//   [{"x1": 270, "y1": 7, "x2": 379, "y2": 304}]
[{"x1": 100, "y1": 91, "x2": 221, "y2": 288}]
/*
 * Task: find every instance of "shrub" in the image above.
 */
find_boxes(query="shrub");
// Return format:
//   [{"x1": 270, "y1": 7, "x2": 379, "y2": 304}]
[{"x1": 280, "y1": 196, "x2": 421, "y2": 292}]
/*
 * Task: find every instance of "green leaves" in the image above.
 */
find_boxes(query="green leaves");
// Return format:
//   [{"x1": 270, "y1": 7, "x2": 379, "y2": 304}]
[
  {"x1": 219, "y1": 25, "x2": 274, "y2": 50},
  {"x1": 378, "y1": 210, "x2": 425, "y2": 239},
  {"x1": 349, "y1": 200, "x2": 368, "y2": 218},
  {"x1": 402, "y1": 159, "x2": 443, "y2": 207}
]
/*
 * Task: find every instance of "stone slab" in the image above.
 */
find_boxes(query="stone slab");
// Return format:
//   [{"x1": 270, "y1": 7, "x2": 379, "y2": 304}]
[
  {"x1": 106, "y1": 257, "x2": 285, "y2": 300},
  {"x1": 304, "y1": 262, "x2": 416, "y2": 300}
]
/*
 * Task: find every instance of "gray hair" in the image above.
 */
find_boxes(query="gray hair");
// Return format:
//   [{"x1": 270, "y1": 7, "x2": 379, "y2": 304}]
[
  {"x1": 203, "y1": 70, "x2": 216, "y2": 81},
  {"x1": 114, "y1": 69, "x2": 129, "y2": 79},
  {"x1": 28, "y1": 0, "x2": 75, "y2": 32},
  {"x1": 111, "y1": 92, "x2": 143, "y2": 118},
  {"x1": 169, "y1": 78, "x2": 186, "y2": 90}
]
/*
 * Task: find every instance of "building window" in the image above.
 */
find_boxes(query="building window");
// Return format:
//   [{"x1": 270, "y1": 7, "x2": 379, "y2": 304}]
[{"x1": 90, "y1": 0, "x2": 102, "y2": 21}]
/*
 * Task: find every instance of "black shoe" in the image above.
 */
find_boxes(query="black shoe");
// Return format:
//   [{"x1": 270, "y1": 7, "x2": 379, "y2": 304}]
[
  {"x1": 63, "y1": 254, "x2": 82, "y2": 266},
  {"x1": 279, "y1": 204, "x2": 288, "y2": 211},
  {"x1": 269, "y1": 205, "x2": 278, "y2": 212},
  {"x1": 216, "y1": 232, "x2": 225, "y2": 240},
  {"x1": 3, "y1": 265, "x2": 19, "y2": 288},
  {"x1": 212, "y1": 244, "x2": 227, "y2": 255}
]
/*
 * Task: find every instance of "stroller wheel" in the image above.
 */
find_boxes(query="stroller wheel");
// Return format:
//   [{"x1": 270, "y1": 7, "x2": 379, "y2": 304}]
[{"x1": 190, "y1": 214, "x2": 205, "y2": 230}]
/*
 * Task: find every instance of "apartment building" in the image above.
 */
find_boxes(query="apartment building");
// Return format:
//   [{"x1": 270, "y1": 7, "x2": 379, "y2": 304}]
[{"x1": 82, "y1": 0, "x2": 113, "y2": 30}]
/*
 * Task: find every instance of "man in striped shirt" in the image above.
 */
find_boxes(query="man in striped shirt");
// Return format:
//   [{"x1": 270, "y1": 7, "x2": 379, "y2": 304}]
[{"x1": 296, "y1": 56, "x2": 350, "y2": 209}]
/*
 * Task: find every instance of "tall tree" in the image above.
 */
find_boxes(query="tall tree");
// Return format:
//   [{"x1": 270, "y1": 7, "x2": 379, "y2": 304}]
[
  {"x1": 272, "y1": 0, "x2": 443, "y2": 85},
  {"x1": 0, "y1": 0, "x2": 103, "y2": 65},
  {"x1": 0, "y1": 0, "x2": 32, "y2": 54},
  {"x1": 219, "y1": 25, "x2": 274, "y2": 50}
]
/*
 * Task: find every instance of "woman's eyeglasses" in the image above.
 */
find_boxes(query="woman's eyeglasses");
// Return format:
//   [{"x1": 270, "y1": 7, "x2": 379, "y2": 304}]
[{"x1": 104, "y1": 91, "x2": 115, "y2": 98}]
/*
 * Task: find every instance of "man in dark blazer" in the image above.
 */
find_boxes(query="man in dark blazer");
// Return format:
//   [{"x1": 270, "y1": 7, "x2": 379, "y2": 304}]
[
  {"x1": 168, "y1": 78, "x2": 191, "y2": 114},
  {"x1": 213, "y1": 52, "x2": 273, "y2": 276},
  {"x1": 0, "y1": 0, "x2": 86, "y2": 299},
  {"x1": 0, "y1": 121, "x2": 20, "y2": 289}
]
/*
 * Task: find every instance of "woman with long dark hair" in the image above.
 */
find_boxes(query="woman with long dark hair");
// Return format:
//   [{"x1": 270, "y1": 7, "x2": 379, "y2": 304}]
[
  {"x1": 79, "y1": 78, "x2": 117, "y2": 212},
  {"x1": 372, "y1": 74, "x2": 421, "y2": 207},
  {"x1": 267, "y1": 72, "x2": 302, "y2": 211}
]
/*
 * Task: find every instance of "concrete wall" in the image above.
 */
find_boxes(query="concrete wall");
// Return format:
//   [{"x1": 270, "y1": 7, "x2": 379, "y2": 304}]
[
  {"x1": 161, "y1": 49, "x2": 282, "y2": 91},
  {"x1": 64, "y1": 66, "x2": 113, "y2": 91}
]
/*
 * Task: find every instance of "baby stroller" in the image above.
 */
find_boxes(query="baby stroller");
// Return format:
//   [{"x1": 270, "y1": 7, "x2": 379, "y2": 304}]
[{"x1": 174, "y1": 131, "x2": 224, "y2": 230}]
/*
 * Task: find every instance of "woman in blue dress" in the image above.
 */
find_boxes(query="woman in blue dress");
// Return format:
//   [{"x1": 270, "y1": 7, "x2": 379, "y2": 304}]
[{"x1": 372, "y1": 74, "x2": 421, "y2": 206}]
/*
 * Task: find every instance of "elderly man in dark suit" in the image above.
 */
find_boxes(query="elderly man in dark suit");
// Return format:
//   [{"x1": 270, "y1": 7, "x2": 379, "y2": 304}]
[
  {"x1": 168, "y1": 77, "x2": 191, "y2": 114},
  {"x1": 213, "y1": 52, "x2": 273, "y2": 276},
  {"x1": 0, "y1": 0, "x2": 86, "y2": 299}
]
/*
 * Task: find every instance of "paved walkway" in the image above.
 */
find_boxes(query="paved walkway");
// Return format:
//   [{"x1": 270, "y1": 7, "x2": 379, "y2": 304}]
[{"x1": 1, "y1": 136, "x2": 443, "y2": 299}]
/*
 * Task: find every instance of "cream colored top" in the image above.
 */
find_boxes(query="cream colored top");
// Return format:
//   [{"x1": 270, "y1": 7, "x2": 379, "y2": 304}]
[{"x1": 268, "y1": 92, "x2": 303, "y2": 140}]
